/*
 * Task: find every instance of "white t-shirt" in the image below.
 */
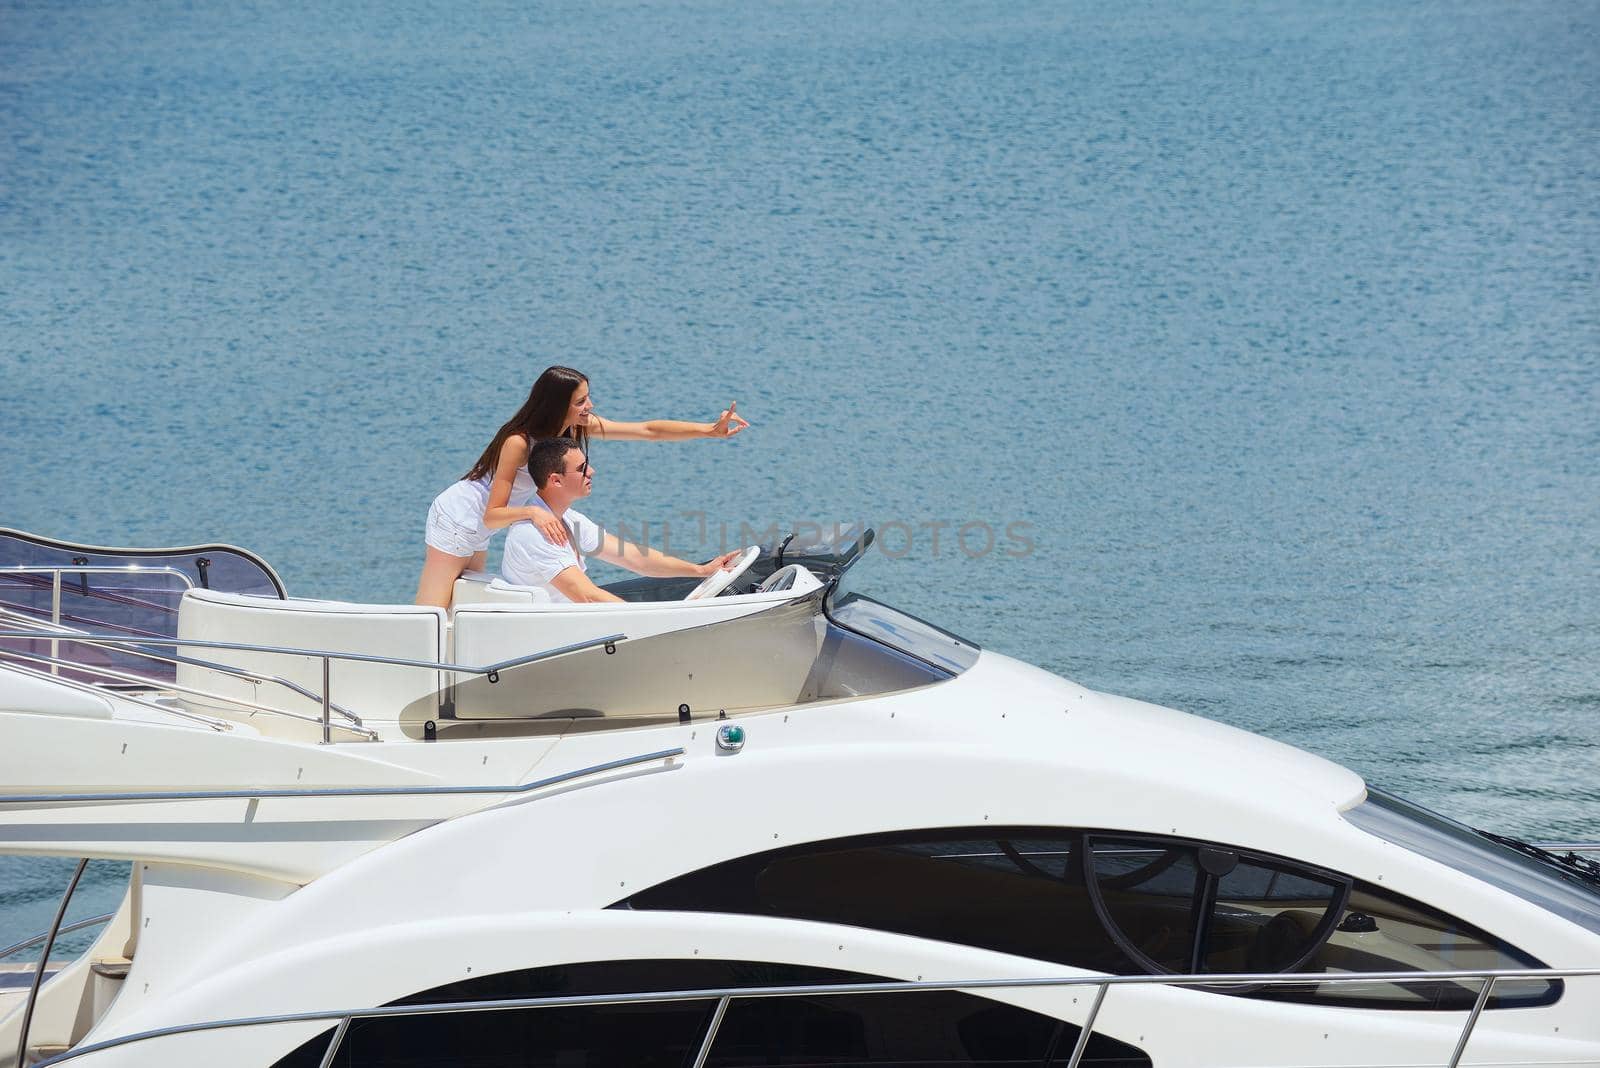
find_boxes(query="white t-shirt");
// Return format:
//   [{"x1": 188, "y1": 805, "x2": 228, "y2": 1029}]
[{"x1": 500, "y1": 501, "x2": 606, "y2": 603}]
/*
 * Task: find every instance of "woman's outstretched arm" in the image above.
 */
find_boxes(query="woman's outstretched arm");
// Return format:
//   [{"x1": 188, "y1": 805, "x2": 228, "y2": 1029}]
[{"x1": 590, "y1": 402, "x2": 749, "y2": 441}]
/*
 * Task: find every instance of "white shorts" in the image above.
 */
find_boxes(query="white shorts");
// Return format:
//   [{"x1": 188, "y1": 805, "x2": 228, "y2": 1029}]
[{"x1": 425, "y1": 500, "x2": 492, "y2": 558}]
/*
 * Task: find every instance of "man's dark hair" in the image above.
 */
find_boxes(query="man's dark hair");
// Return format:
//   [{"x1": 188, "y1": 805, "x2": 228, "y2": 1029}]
[{"x1": 527, "y1": 437, "x2": 583, "y2": 489}]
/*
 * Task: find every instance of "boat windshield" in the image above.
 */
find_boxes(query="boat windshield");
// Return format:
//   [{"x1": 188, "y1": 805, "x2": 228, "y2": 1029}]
[
  {"x1": 824, "y1": 570, "x2": 980, "y2": 675},
  {"x1": 1344, "y1": 789, "x2": 1600, "y2": 936},
  {"x1": 0, "y1": 528, "x2": 285, "y2": 683}
]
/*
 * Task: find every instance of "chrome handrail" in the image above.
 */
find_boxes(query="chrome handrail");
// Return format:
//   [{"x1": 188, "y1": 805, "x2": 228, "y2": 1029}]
[
  {"x1": 0, "y1": 565, "x2": 196, "y2": 582},
  {"x1": 0, "y1": 564, "x2": 195, "y2": 607},
  {"x1": 0, "y1": 609, "x2": 368, "y2": 730},
  {"x1": 0, "y1": 601, "x2": 179, "y2": 642},
  {"x1": 0, "y1": 629, "x2": 627, "y2": 744},
  {"x1": 0, "y1": 660, "x2": 234, "y2": 732},
  {"x1": 32, "y1": 966, "x2": 1600, "y2": 1068},
  {"x1": 0, "y1": 745, "x2": 683, "y2": 805},
  {"x1": 0, "y1": 648, "x2": 377, "y2": 740},
  {"x1": 0, "y1": 913, "x2": 117, "y2": 962},
  {"x1": 0, "y1": 629, "x2": 625, "y2": 679},
  {"x1": 17, "y1": 859, "x2": 87, "y2": 1068}
]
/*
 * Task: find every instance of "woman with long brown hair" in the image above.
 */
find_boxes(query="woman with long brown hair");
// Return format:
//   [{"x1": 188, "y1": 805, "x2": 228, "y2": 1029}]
[{"x1": 416, "y1": 366, "x2": 748, "y2": 607}]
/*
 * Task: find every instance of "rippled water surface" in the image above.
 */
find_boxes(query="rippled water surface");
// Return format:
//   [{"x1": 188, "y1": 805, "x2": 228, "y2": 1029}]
[{"x1": 1, "y1": 0, "x2": 1596, "y2": 944}]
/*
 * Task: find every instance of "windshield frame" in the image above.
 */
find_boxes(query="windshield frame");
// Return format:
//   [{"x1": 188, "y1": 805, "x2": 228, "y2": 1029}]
[{"x1": 1343, "y1": 788, "x2": 1600, "y2": 936}]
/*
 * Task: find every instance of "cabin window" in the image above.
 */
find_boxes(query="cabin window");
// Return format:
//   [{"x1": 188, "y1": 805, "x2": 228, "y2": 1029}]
[
  {"x1": 1083, "y1": 837, "x2": 1206, "y2": 973},
  {"x1": 1206, "y1": 855, "x2": 1348, "y2": 973},
  {"x1": 621, "y1": 828, "x2": 1558, "y2": 1010},
  {"x1": 1083, "y1": 836, "x2": 1348, "y2": 976},
  {"x1": 270, "y1": 959, "x2": 1150, "y2": 1067},
  {"x1": 623, "y1": 833, "x2": 1132, "y2": 976},
  {"x1": 705, "y1": 989, "x2": 1148, "y2": 1067},
  {"x1": 1267, "y1": 883, "x2": 1561, "y2": 1009}
]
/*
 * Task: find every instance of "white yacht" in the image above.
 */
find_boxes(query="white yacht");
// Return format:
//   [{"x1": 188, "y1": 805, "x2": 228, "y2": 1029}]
[{"x1": 0, "y1": 525, "x2": 1596, "y2": 1068}]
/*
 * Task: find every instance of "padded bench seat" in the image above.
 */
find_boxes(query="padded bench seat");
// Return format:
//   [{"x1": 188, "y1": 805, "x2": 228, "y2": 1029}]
[{"x1": 175, "y1": 589, "x2": 448, "y2": 726}]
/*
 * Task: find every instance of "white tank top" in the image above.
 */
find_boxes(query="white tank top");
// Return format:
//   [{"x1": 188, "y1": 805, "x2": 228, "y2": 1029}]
[
  {"x1": 432, "y1": 461, "x2": 539, "y2": 535},
  {"x1": 472, "y1": 464, "x2": 538, "y2": 506}
]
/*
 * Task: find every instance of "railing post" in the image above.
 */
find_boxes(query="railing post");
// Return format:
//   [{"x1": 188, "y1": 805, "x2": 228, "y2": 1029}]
[
  {"x1": 320, "y1": 656, "x2": 332, "y2": 744},
  {"x1": 690, "y1": 995, "x2": 731, "y2": 1068},
  {"x1": 49, "y1": 570, "x2": 62, "y2": 675},
  {"x1": 315, "y1": 1016, "x2": 352, "y2": 1068},
  {"x1": 1062, "y1": 981, "x2": 1108, "y2": 1068},
  {"x1": 1447, "y1": 976, "x2": 1496, "y2": 1068},
  {"x1": 16, "y1": 858, "x2": 88, "y2": 1068}
]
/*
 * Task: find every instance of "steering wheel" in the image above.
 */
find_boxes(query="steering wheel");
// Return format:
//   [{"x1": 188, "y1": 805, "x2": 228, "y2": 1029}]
[{"x1": 684, "y1": 545, "x2": 761, "y2": 601}]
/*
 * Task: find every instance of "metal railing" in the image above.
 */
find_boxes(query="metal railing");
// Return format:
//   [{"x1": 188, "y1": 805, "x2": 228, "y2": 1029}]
[
  {"x1": 14, "y1": 860, "x2": 88, "y2": 1068},
  {"x1": 0, "y1": 604, "x2": 371, "y2": 731},
  {"x1": 0, "y1": 640, "x2": 371, "y2": 739},
  {"x1": 0, "y1": 914, "x2": 118, "y2": 963},
  {"x1": 0, "y1": 628, "x2": 626, "y2": 745},
  {"x1": 0, "y1": 565, "x2": 194, "y2": 616},
  {"x1": 28, "y1": 966, "x2": 1600, "y2": 1068},
  {"x1": 0, "y1": 658, "x2": 236, "y2": 733}
]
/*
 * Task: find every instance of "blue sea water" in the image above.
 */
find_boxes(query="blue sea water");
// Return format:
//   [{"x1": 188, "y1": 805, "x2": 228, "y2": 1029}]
[{"x1": 1, "y1": 0, "x2": 1596, "y2": 951}]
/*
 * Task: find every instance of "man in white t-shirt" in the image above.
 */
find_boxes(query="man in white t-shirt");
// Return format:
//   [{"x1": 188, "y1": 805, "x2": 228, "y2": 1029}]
[{"x1": 501, "y1": 438, "x2": 742, "y2": 603}]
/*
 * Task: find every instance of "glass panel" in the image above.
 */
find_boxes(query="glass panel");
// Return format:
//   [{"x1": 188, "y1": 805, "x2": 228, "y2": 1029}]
[
  {"x1": 825, "y1": 583, "x2": 979, "y2": 675},
  {"x1": 707, "y1": 990, "x2": 1149, "y2": 1068},
  {"x1": 270, "y1": 1027, "x2": 338, "y2": 1068},
  {"x1": 327, "y1": 1001, "x2": 715, "y2": 1067},
  {"x1": 0, "y1": 528, "x2": 284, "y2": 684},
  {"x1": 1203, "y1": 860, "x2": 1343, "y2": 973},
  {"x1": 271, "y1": 960, "x2": 1156, "y2": 1068},
  {"x1": 619, "y1": 831, "x2": 1562, "y2": 1014},
  {"x1": 625, "y1": 834, "x2": 1131, "y2": 975},
  {"x1": 1275, "y1": 883, "x2": 1560, "y2": 1010},
  {"x1": 1086, "y1": 838, "x2": 1202, "y2": 973},
  {"x1": 270, "y1": 960, "x2": 876, "y2": 1068}
]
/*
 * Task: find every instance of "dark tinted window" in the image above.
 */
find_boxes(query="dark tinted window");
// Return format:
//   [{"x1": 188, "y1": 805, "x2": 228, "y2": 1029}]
[
  {"x1": 1203, "y1": 850, "x2": 1344, "y2": 978},
  {"x1": 1084, "y1": 839, "x2": 1204, "y2": 972},
  {"x1": 272, "y1": 959, "x2": 1151, "y2": 1068},
  {"x1": 624, "y1": 833, "x2": 1130, "y2": 975},
  {"x1": 330, "y1": 1001, "x2": 714, "y2": 1068},
  {"x1": 706, "y1": 990, "x2": 1147, "y2": 1068},
  {"x1": 1205, "y1": 855, "x2": 1345, "y2": 974},
  {"x1": 272, "y1": 1005, "x2": 711, "y2": 1068},
  {"x1": 1278, "y1": 884, "x2": 1560, "y2": 1009},
  {"x1": 1084, "y1": 838, "x2": 1347, "y2": 976},
  {"x1": 624, "y1": 828, "x2": 1553, "y2": 1010}
]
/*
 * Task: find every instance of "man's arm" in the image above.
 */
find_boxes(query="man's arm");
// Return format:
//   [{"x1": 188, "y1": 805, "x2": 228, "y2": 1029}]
[
  {"x1": 593, "y1": 531, "x2": 740, "y2": 579},
  {"x1": 547, "y1": 565, "x2": 625, "y2": 603}
]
